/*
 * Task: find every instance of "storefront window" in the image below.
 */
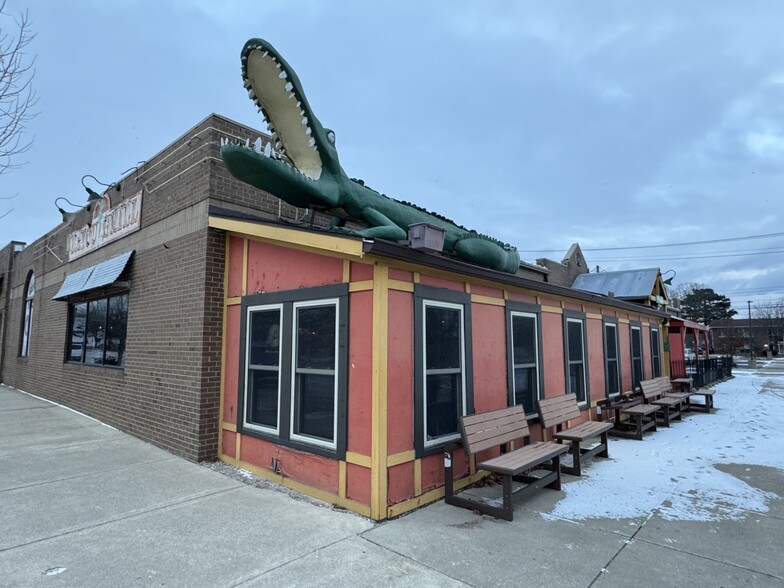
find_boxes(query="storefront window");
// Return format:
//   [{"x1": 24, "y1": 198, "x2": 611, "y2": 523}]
[
  {"x1": 67, "y1": 293, "x2": 128, "y2": 366},
  {"x1": 564, "y1": 312, "x2": 589, "y2": 405},
  {"x1": 604, "y1": 321, "x2": 621, "y2": 398},
  {"x1": 20, "y1": 272, "x2": 34, "y2": 357},
  {"x1": 508, "y1": 307, "x2": 541, "y2": 416}
]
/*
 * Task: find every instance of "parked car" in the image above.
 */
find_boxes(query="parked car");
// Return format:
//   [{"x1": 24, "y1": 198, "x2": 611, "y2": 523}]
[{"x1": 684, "y1": 348, "x2": 696, "y2": 361}]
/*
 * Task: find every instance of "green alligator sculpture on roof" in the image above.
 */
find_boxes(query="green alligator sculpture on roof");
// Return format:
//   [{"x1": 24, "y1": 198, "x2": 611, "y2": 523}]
[{"x1": 220, "y1": 38, "x2": 521, "y2": 273}]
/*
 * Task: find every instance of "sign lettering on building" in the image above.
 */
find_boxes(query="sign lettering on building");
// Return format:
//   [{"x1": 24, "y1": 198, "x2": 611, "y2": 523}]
[{"x1": 67, "y1": 190, "x2": 143, "y2": 261}]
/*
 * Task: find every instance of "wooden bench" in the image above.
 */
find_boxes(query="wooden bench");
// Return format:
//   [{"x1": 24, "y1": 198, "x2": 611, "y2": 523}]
[
  {"x1": 655, "y1": 376, "x2": 693, "y2": 413},
  {"x1": 664, "y1": 376, "x2": 715, "y2": 413},
  {"x1": 640, "y1": 378, "x2": 684, "y2": 427},
  {"x1": 537, "y1": 394, "x2": 614, "y2": 476},
  {"x1": 616, "y1": 403, "x2": 660, "y2": 440},
  {"x1": 444, "y1": 405, "x2": 568, "y2": 521}
]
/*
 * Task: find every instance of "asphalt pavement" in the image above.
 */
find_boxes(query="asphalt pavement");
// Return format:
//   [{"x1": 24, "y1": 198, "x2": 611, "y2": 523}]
[{"x1": 1, "y1": 361, "x2": 783, "y2": 587}]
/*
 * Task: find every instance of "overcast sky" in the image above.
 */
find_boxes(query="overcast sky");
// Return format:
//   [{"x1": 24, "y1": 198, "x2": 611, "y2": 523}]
[{"x1": 2, "y1": 1, "x2": 783, "y2": 316}]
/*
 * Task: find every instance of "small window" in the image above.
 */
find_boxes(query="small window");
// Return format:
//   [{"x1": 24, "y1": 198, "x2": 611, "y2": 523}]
[
  {"x1": 651, "y1": 327, "x2": 662, "y2": 378},
  {"x1": 604, "y1": 321, "x2": 621, "y2": 398},
  {"x1": 506, "y1": 302, "x2": 542, "y2": 417},
  {"x1": 630, "y1": 324, "x2": 644, "y2": 390},
  {"x1": 67, "y1": 293, "x2": 128, "y2": 366},
  {"x1": 20, "y1": 272, "x2": 35, "y2": 357},
  {"x1": 564, "y1": 312, "x2": 589, "y2": 406},
  {"x1": 414, "y1": 285, "x2": 473, "y2": 456},
  {"x1": 238, "y1": 284, "x2": 348, "y2": 459}
]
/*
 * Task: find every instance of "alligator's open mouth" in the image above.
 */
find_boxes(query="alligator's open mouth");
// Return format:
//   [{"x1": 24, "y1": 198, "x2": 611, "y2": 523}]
[{"x1": 239, "y1": 40, "x2": 323, "y2": 181}]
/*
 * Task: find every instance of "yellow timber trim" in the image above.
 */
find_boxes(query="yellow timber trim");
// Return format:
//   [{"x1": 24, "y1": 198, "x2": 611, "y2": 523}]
[
  {"x1": 342, "y1": 259, "x2": 350, "y2": 283},
  {"x1": 586, "y1": 312, "x2": 602, "y2": 320},
  {"x1": 541, "y1": 305, "x2": 563, "y2": 315},
  {"x1": 226, "y1": 296, "x2": 241, "y2": 306},
  {"x1": 346, "y1": 451, "x2": 372, "y2": 468},
  {"x1": 339, "y1": 461, "x2": 347, "y2": 499},
  {"x1": 235, "y1": 432, "x2": 241, "y2": 461},
  {"x1": 349, "y1": 280, "x2": 374, "y2": 293},
  {"x1": 370, "y1": 264, "x2": 389, "y2": 520},
  {"x1": 389, "y1": 279, "x2": 414, "y2": 292},
  {"x1": 209, "y1": 216, "x2": 366, "y2": 259},
  {"x1": 387, "y1": 450, "x2": 416, "y2": 467},
  {"x1": 470, "y1": 294, "x2": 505, "y2": 307},
  {"x1": 387, "y1": 471, "x2": 488, "y2": 519},
  {"x1": 221, "y1": 422, "x2": 237, "y2": 433},
  {"x1": 220, "y1": 454, "x2": 371, "y2": 518},
  {"x1": 242, "y1": 238, "x2": 248, "y2": 295},
  {"x1": 414, "y1": 459, "x2": 422, "y2": 495},
  {"x1": 619, "y1": 318, "x2": 630, "y2": 324}
]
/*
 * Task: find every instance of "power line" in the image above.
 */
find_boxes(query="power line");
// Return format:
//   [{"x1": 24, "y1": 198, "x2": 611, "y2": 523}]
[
  {"x1": 591, "y1": 249, "x2": 784, "y2": 263},
  {"x1": 520, "y1": 230, "x2": 784, "y2": 253}
]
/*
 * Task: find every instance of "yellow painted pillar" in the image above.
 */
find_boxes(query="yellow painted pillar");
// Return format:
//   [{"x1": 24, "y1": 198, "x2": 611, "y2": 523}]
[{"x1": 370, "y1": 264, "x2": 389, "y2": 519}]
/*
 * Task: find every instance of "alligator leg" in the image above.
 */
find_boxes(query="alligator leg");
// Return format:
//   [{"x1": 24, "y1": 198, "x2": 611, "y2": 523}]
[
  {"x1": 455, "y1": 237, "x2": 521, "y2": 273},
  {"x1": 357, "y1": 208, "x2": 408, "y2": 241}
]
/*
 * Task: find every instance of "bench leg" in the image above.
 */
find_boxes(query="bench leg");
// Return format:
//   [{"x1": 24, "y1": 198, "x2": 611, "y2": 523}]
[
  {"x1": 599, "y1": 431, "x2": 609, "y2": 458},
  {"x1": 571, "y1": 442, "x2": 582, "y2": 477},
  {"x1": 502, "y1": 474, "x2": 513, "y2": 521},
  {"x1": 547, "y1": 455, "x2": 563, "y2": 491}
]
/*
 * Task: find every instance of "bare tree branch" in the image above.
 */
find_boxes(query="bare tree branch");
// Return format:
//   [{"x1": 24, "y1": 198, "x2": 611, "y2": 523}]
[{"x1": 0, "y1": 0, "x2": 37, "y2": 177}]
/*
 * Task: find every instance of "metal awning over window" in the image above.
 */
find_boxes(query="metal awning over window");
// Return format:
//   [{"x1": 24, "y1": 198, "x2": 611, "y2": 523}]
[{"x1": 53, "y1": 251, "x2": 133, "y2": 301}]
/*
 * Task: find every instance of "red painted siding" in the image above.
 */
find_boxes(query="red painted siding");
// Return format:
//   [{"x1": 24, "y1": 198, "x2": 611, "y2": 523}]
[
  {"x1": 223, "y1": 305, "x2": 241, "y2": 425},
  {"x1": 227, "y1": 236, "x2": 244, "y2": 297},
  {"x1": 246, "y1": 241, "x2": 343, "y2": 292},
  {"x1": 348, "y1": 290, "x2": 373, "y2": 457},
  {"x1": 346, "y1": 463, "x2": 371, "y2": 506},
  {"x1": 387, "y1": 290, "x2": 414, "y2": 455},
  {"x1": 471, "y1": 303, "x2": 507, "y2": 412}
]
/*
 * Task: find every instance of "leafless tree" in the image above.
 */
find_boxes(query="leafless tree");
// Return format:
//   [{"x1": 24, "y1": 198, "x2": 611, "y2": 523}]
[{"x1": 0, "y1": 0, "x2": 36, "y2": 216}]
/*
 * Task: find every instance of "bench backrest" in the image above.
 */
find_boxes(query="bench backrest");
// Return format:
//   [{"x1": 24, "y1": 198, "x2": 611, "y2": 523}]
[
  {"x1": 655, "y1": 376, "x2": 673, "y2": 394},
  {"x1": 639, "y1": 378, "x2": 664, "y2": 401},
  {"x1": 537, "y1": 394, "x2": 581, "y2": 430},
  {"x1": 459, "y1": 405, "x2": 530, "y2": 457}
]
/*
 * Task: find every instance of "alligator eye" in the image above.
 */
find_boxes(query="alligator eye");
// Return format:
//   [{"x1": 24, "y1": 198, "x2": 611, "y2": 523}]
[{"x1": 327, "y1": 130, "x2": 336, "y2": 145}]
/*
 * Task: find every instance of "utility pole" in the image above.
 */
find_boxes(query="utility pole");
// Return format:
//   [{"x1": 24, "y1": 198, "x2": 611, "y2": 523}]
[{"x1": 747, "y1": 300, "x2": 755, "y2": 368}]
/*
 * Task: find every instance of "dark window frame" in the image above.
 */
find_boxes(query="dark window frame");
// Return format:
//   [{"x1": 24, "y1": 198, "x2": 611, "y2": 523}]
[
  {"x1": 505, "y1": 301, "x2": 543, "y2": 418},
  {"x1": 603, "y1": 318, "x2": 621, "y2": 398},
  {"x1": 630, "y1": 321, "x2": 644, "y2": 390},
  {"x1": 414, "y1": 284, "x2": 474, "y2": 458},
  {"x1": 650, "y1": 326, "x2": 662, "y2": 378},
  {"x1": 563, "y1": 310, "x2": 590, "y2": 407},
  {"x1": 65, "y1": 292, "x2": 129, "y2": 368},
  {"x1": 238, "y1": 284, "x2": 348, "y2": 460}
]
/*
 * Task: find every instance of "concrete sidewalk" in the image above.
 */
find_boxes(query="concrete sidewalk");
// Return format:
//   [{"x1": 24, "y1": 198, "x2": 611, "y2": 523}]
[{"x1": 1, "y1": 370, "x2": 783, "y2": 587}]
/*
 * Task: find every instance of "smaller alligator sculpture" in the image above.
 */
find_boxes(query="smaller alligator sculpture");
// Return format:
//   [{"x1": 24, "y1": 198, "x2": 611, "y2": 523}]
[{"x1": 220, "y1": 38, "x2": 521, "y2": 273}]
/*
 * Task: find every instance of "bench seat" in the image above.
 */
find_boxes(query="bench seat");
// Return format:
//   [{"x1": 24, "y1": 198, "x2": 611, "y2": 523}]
[
  {"x1": 444, "y1": 405, "x2": 568, "y2": 521},
  {"x1": 615, "y1": 404, "x2": 660, "y2": 440},
  {"x1": 538, "y1": 394, "x2": 614, "y2": 476}
]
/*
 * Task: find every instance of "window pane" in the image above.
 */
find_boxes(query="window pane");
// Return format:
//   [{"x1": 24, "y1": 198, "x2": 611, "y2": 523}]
[
  {"x1": 250, "y1": 309, "x2": 280, "y2": 366},
  {"x1": 512, "y1": 315, "x2": 536, "y2": 365},
  {"x1": 247, "y1": 369, "x2": 279, "y2": 428},
  {"x1": 607, "y1": 359, "x2": 620, "y2": 395},
  {"x1": 569, "y1": 363, "x2": 585, "y2": 402},
  {"x1": 293, "y1": 373, "x2": 335, "y2": 441},
  {"x1": 651, "y1": 330, "x2": 661, "y2": 377},
  {"x1": 425, "y1": 306, "x2": 460, "y2": 370},
  {"x1": 105, "y1": 295, "x2": 128, "y2": 366},
  {"x1": 296, "y1": 305, "x2": 336, "y2": 370},
  {"x1": 426, "y1": 373, "x2": 460, "y2": 440},
  {"x1": 69, "y1": 303, "x2": 87, "y2": 362},
  {"x1": 514, "y1": 366, "x2": 537, "y2": 414},
  {"x1": 631, "y1": 328, "x2": 642, "y2": 356},
  {"x1": 605, "y1": 325, "x2": 618, "y2": 360},
  {"x1": 567, "y1": 321, "x2": 583, "y2": 360},
  {"x1": 85, "y1": 299, "x2": 107, "y2": 365}
]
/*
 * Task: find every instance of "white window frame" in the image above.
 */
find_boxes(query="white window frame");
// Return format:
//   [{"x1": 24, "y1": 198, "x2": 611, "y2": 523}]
[
  {"x1": 510, "y1": 310, "x2": 541, "y2": 416},
  {"x1": 422, "y1": 299, "x2": 467, "y2": 449},
  {"x1": 243, "y1": 303, "x2": 284, "y2": 436},
  {"x1": 566, "y1": 317, "x2": 588, "y2": 406},
  {"x1": 631, "y1": 325, "x2": 644, "y2": 389},
  {"x1": 604, "y1": 322, "x2": 621, "y2": 398},
  {"x1": 651, "y1": 327, "x2": 662, "y2": 378},
  {"x1": 289, "y1": 298, "x2": 340, "y2": 451}
]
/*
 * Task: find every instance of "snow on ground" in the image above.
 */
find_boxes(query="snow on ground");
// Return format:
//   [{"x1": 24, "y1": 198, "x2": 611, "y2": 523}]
[{"x1": 546, "y1": 359, "x2": 784, "y2": 522}]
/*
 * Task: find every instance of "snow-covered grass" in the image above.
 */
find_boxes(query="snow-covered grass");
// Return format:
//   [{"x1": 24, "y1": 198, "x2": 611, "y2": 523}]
[{"x1": 547, "y1": 360, "x2": 784, "y2": 522}]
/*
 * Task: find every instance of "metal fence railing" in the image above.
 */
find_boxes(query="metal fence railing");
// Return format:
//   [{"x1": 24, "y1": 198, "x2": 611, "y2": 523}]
[{"x1": 669, "y1": 355, "x2": 733, "y2": 388}]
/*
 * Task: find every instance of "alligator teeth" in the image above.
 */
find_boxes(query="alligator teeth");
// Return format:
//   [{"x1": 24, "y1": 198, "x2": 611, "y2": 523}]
[
  {"x1": 245, "y1": 138, "x2": 250, "y2": 148},
  {"x1": 306, "y1": 127, "x2": 312, "y2": 135},
  {"x1": 264, "y1": 142, "x2": 272, "y2": 157},
  {"x1": 243, "y1": 79, "x2": 251, "y2": 89},
  {"x1": 299, "y1": 109, "x2": 305, "y2": 116},
  {"x1": 301, "y1": 117, "x2": 308, "y2": 126},
  {"x1": 254, "y1": 137, "x2": 263, "y2": 153},
  {"x1": 248, "y1": 88, "x2": 256, "y2": 99},
  {"x1": 275, "y1": 141, "x2": 283, "y2": 150},
  {"x1": 296, "y1": 101, "x2": 301, "y2": 108},
  {"x1": 279, "y1": 71, "x2": 287, "y2": 79},
  {"x1": 309, "y1": 137, "x2": 316, "y2": 146},
  {"x1": 271, "y1": 132, "x2": 278, "y2": 140},
  {"x1": 262, "y1": 51, "x2": 268, "y2": 57},
  {"x1": 284, "y1": 82, "x2": 293, "y2": 92},
  {"x1": 288, "y1": 92, "x2": 296, "y2": 100}
]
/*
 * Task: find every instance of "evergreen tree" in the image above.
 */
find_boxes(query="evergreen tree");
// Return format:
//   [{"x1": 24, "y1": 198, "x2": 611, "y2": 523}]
[{"x1": 681, "y1": 288, "x2": 737, "y2": 325}]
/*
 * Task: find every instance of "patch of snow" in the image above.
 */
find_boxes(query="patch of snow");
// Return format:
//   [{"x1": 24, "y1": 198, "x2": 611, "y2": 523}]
[{"x1": 547, "y1": 367, "x2": 784, "y2": 522}]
